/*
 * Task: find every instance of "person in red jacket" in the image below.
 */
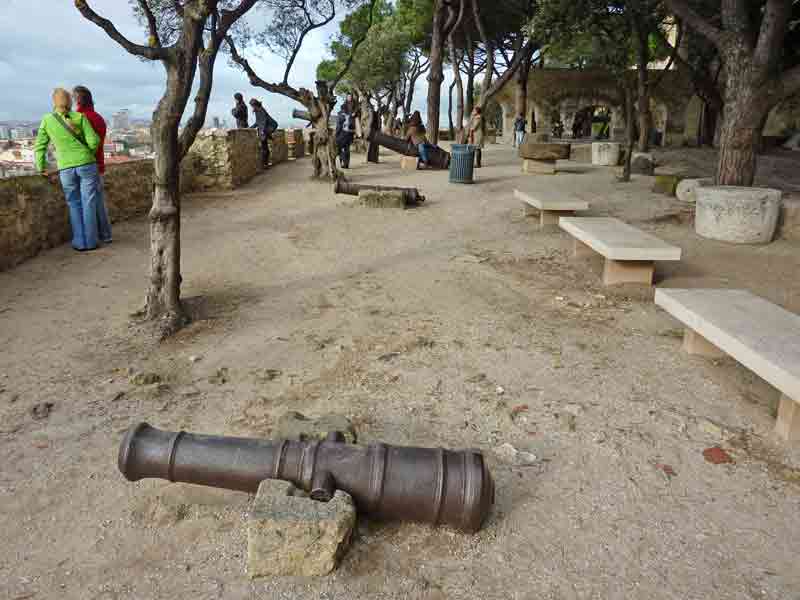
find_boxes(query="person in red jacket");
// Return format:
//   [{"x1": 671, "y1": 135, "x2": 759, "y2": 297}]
[{"x1": 73, "y1": 85, "x2": 112, "y2": 244}]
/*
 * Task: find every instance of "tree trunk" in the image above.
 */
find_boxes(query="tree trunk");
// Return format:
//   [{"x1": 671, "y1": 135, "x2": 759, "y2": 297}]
[
  {"x1": 450, "y1": 38, "x2": 465, "y2": 142},
  {"x1": 146, "y1": 117, "x2": 185, "y2": 334},
  {"x1": 426, "y1": 1, "x2": 449, "y2": 145},
  {"x1": 636, "y1": 78, "x2": 652, "y2": 151},
  {"x1": 447, "y1": 79, "x2": 456, "y2": 139},
  {"x1": 715, "y1": 52, "x2": 769, "y2": 186},
  {"x1": 620, "y1": 85, "x2": 635, "y2": 182}
]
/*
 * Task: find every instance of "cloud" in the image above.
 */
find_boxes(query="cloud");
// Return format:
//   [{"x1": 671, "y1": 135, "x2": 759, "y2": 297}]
[{"x1": 0, "y1": 0, "x2": 455, "y2": 128}]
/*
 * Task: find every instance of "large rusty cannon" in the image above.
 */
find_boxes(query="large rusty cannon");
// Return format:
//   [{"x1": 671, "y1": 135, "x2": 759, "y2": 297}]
[
  {"x1": 368, "y1": 130, "x2": 451, "y2": 170},
  {"x1": 334, "y1": 180, "x2": 425, "y2": 205},
  {"x1": 119, "y1": 422, "x2": 494, "y2": 533}
]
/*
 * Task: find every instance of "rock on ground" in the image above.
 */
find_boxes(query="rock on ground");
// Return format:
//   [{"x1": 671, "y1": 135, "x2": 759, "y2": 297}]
[{"x1": 248, "y1": 480, "x2": 356, "y2": 577}]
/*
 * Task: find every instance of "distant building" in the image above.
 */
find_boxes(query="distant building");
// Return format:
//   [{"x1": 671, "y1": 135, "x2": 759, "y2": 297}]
[
  {"x1": 10, "y1": 127, "x2": 34, "y2": 140},
  {"x1": 112, "y1": 109, "x2": 131, "y2": 131},
  {"x1": 212, "y1": 117, "x2": 221, "y2": 129},
  {"x1": 0, "y1": 126, "x2": 10, "y2": 140}
]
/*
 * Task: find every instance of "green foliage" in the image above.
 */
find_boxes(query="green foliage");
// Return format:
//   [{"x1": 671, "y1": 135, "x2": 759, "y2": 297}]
[{"x1": 316, "y1": 0, "x2": 430, "y2": 99}]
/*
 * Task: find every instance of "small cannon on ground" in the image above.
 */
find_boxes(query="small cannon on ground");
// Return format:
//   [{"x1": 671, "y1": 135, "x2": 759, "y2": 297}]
[
  {"x1": 368, "y1": 130, "x2": 451, "y2": 170},
  {"x1": 119, "y1": 423, "x2": 494, "y2": 532},
  {"x1": 334, "y1": 180, "x2": 425, "y2": 205}
]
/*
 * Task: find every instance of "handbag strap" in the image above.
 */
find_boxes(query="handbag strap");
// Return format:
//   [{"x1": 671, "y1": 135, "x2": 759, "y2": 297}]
[{"x1": 52, "y1": 112, "x2": 90, "y2": 150}]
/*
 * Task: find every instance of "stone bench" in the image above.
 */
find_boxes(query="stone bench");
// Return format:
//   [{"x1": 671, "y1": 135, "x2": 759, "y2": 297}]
[
  {"x1": 655, "y1": 288, "x2": 800, "y2": 441},
  {"x1": 514, "y1": 189, "x2": 589, "y2": 229},
  {"x1": 559, "y1": 217, "x2": 682, "y2": 285}
]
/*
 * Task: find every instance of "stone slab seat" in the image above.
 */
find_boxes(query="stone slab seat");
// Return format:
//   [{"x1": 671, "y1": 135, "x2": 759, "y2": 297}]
[
  {"x1": 654, "y1": 288, "x2": 800, "y2": 441},
  {"x1": 514, "y1": 189, "x2": 589, "y2": 229},
  {"x1": 559, "y1": 217, "x2": 682, "y2": 285}
]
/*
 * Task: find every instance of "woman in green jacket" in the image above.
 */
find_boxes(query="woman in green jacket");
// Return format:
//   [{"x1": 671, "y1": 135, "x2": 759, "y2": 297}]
[{"x1": 34, "y1": 88, "x2": 102, "y2": 251}]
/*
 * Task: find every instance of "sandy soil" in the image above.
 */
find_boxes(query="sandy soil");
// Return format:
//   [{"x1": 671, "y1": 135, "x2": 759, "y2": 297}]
[{"x1": 2, "y1": 145, "x2": 800, "y2": 600}]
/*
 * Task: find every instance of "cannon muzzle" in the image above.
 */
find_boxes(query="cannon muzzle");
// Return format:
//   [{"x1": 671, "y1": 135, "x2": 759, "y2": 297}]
[
  {"x1": 292, "y1": 109, "x2": 312, "y2": 121},
  {"x1": 119, "y1": 422, "x2": 494, "y2": 532}
]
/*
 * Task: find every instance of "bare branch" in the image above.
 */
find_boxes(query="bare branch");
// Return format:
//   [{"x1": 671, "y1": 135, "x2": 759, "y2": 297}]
[
  {"x1": 75, "y1": 0, "x2": 168, "y2": 60},
  {"x1": 227, "y1": 35, "x2": 305, "y2": 103},
  {"x1": 650, "y1": 22, "x2": 684, "y2": 90},
  {"x1": 661, "y1": 0, "x2": 725, "y2": 49},
  {"x1": 137, "y1": 0, "x2": 162, "y2": 47}
]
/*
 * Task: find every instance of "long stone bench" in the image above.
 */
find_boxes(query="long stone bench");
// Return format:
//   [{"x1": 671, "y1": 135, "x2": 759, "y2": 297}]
[
  {"x1": 559, "y1": 217, "x2": 682, "y2": 285},
  {"x1": 655, "y1": 288, "x2": 800, "y2": 441},
  {"x1": 514, "y1": 189, "x2": 589, "y2": 229}
]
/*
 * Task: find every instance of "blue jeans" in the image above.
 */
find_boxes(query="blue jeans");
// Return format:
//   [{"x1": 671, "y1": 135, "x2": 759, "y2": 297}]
[
  {"x1": 96, "y1": 176, "x2": 112, "y2": 243},
  {"x1": 515, "y1": 131, "x2": 525, "y2": 147},
  {"x1": 59, "y1": 163, "x2": 100, "y2": 250},
  {"x1": 417, "y1": 143, "x2": 430, "y2": 165}
]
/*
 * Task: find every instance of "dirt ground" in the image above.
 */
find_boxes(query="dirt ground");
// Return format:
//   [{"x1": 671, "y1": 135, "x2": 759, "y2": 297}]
[{"x1": 2, "y1": 144, "x2": 800, "y2": 600}]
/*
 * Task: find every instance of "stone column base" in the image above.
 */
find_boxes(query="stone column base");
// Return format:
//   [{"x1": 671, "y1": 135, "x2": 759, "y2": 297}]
[
  {"x1": 602, "y1": 259, "x2": 654, "y2": 286},
  {"x1": 522, "y1": 159, "x2": 556, "y2": 175},
  {"x1": 682, "y1": 329, "x2": 725, "y2": 358},
  {"x1": 776, "y1": 394, "x2": 800, "y2": 441},
  {"x1": 400, "y1": 156, "x2": 418, "y2": 171},
  {"x1": 573, "y1": 239, "x2": 595, "y2": 259}
]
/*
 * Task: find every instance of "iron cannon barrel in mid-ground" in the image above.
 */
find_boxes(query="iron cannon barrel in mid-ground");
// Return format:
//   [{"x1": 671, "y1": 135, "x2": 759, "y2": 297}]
[
  {"x1": 368, "y1": 131, "x2": 451, "y2": 169},
  {"x1": 118, "y1": 423, "x2": 494, "y2": 532},
  {"x1": 333, "y1": 180, "x2": 426, "y2": 205}
]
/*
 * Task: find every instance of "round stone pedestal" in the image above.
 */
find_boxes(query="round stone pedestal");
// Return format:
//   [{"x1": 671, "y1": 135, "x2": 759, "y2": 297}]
[
  {"x1": 695, "y1": 186, "x2": 782, "y2": 244},
  {"x1": 676, "y1": 178, "x2": 713, "y2": 203},
  {"x1": 591, "y1": 142, "x2": 621, "y2": 166}
]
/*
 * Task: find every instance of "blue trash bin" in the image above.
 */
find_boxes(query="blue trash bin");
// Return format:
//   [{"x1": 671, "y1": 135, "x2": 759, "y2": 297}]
[{"x1": 449, "y1": 144, "x2": 475, "y2": 184}]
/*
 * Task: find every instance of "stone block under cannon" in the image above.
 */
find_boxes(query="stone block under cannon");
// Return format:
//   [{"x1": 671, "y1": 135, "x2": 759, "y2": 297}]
[{"x1": 368, "y1": 130, "x2": 451, "y2": 170}]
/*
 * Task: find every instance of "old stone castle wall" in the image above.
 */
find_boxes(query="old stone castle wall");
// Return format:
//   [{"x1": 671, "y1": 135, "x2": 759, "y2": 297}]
[{"x1": 0, "y1": 128, "x2": 296, "y2": 271}]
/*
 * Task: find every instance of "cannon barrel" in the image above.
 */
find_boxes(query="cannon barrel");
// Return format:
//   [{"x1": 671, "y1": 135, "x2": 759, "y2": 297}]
[
  {"x1": 369, "y1": 131, "x2": 451, "y2": 170},
  {"x1": 334, "y1": 180, "x2": 425, "y2": 205},
  {"x1": 119, "y1": 423, "x2": 494, "y2": 532},
  {"x1": 292, "y1": 109, "x2": 312, "y2": 121}
]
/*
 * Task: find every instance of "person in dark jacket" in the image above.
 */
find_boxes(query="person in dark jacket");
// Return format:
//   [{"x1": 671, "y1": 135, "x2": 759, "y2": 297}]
[
  {"x1": 232, "y1": 93, "x2": 248, "y2": 129},
  {"x1": 249, "y1": 99, "x2": 277, "y2": 168},
  {"x1": 335, "y1": 100, "x2": 356, "y2": 169}
]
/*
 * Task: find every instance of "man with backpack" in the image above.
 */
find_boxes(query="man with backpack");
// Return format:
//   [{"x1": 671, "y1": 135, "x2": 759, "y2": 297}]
[
  {"x1": 34, "y1": 88, "x2": 102, "y2": 252},
  {"x1": 335, "y1": 99, "x2": 356, "y2": 169},
  {"x1": 250, "y1": 99, "x2": 278, "y2": 169}
]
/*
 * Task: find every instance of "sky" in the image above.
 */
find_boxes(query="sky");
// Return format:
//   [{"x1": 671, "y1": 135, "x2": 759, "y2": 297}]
[{"x1": 0, "y1": 0, "x2": 436, "y2": 128}]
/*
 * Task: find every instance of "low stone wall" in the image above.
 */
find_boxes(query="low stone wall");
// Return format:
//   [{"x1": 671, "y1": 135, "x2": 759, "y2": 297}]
[
  {"x1": 188, "y1": 128, "x2": 261, "y2": 190},
  {"x1": 0, "y1": 160, "x2": 159, "y2": 271},
  {"x1": 286, "y1": 129, "x2": 306, "y2": 159},
  {"x1": 270, "y1": 130, "x2": 290, "y2": 165},
  {"x1": 0, "y1": 128, "x2": 266, "y2": 271}
]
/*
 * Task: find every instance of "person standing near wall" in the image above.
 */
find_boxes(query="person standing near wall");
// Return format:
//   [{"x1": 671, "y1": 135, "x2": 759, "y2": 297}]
[
  {"x1": 34, "y1": 88, "x2": 102, "y2": 252},
  {"x1": 467, "y1": 106, "x2": 485, "y2": 168},
  {"x1": 232, "y1": 93, "x2": 248, "y2": 128},
  {"x1": 73, "y1": 85, "x2": 112, "y2": 244},
  {"x1": 250, "y1": 99, "x2": 278, "y2": 169},
  {"x1": 335, "y1": 99, "x2": 356, "y2": 169},
  {"x1": 513, "y1": 113, "x2": 526, "y2": 147}
]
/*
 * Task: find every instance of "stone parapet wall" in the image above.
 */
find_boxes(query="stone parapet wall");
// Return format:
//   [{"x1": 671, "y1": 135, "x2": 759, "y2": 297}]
[
  {"x1": 0, "y1": 127, "x2": 268, "y2": 271},
  {"x1": 0, "y1": 160, "x2": 161, "y2": 271},
  {"x1": 269, "y1": 130, "x2": 290, "y2": 165},
  {"x1": 188, "y1": 128, "x2": 261, "y2": 190},
  {"x1": 286, "y1": 129, "x2": 306, "y2": 159}
]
